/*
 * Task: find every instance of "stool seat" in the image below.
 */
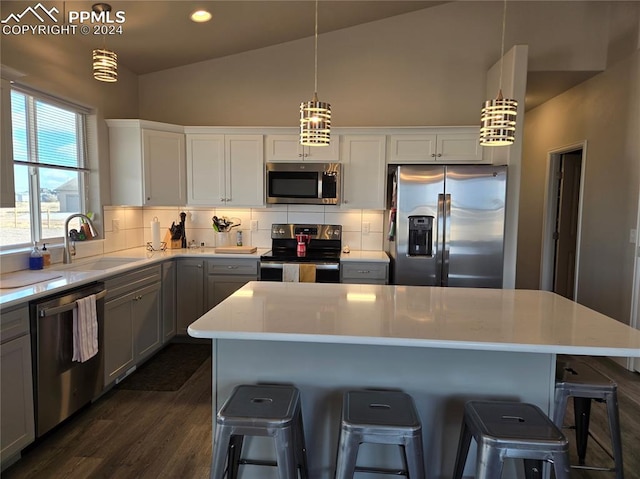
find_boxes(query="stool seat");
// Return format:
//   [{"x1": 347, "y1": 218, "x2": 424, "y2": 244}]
[
  {"x1": 554, "y1": 360, "x2": 623, "y2": 479},
  {"x1": 335, "y1": 390, "x2": 425, "y2": 478},
  {"x1": 211, "y1": 384, "x2": 308, "y2": 479},
  {"x1": 453, "y1": 400, "x2": 570, "y2": 479}
]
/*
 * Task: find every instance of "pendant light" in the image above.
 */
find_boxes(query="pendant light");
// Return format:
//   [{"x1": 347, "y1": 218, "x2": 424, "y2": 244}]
[
  {"x1": 479, "y1": 0, "x2": 517, "y2": 146},
  {"x1": 92, "y1": 3, "x2": 118, "y2": 82},
  {"x1": 299, "y1": 0, "x2": 331, "y2": 146}
]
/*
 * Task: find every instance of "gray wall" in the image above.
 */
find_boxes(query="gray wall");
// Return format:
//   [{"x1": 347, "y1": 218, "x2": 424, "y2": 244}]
[
  {"x1": 519, "y1": 50, "x2": 639, "y2": 326},
  {"x1": 138, "y1": 1, "x2": 609, "y2": 127}
]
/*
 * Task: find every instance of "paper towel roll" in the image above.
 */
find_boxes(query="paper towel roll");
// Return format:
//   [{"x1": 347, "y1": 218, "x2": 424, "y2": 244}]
[{"x1": 151, "y1": 217, "x2": 161, "y2": 250}]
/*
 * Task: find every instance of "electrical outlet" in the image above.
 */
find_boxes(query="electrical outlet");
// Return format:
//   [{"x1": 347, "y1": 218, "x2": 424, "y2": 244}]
[
  {"x1": 250, "y1": 220, "x2": 258, "y2": 231},
  {"x1": 362, "y1": 222, "x2": 370, "y2": 234},
  {"x1": 112, "y1": 218, "x2": 120, "y2": 232}
]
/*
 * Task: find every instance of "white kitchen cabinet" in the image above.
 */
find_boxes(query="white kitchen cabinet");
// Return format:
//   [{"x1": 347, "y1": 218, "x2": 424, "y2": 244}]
[
  {"x1": 186, "y1": 134, "x2": 263, "y2": 207},
  {"x1": 1, "y1": 79, "x2": 15, "y2": 208},
  {"x1": 0, "y1": 305, "x2": 34, "y2": 466},
  {"x1": 265, "y1": 134, "x2": 340, "y2": 162},
  {"x1": 388, "y1": 130, "x2": 484, "y2": 163},
  {"x1": 104, "y1": 266, "x2": 162, "y2": 386},
  {"x1": 340, "y1": 135, "x2": 387, "y2": 210},
  {"x1": 106, "y1": 119, "x2": 186, "y2": 206}
]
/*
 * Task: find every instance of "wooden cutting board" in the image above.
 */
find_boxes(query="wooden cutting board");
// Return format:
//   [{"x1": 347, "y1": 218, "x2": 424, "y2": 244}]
[{"x1": 214, "y1": 246, "x2": 257, "y2": 254}]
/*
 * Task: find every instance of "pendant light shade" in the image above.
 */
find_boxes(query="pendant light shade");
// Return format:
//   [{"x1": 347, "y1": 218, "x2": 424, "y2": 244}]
[
  {"x1": 480, "y1": 90, "x2": 517, "y2": 146},
  {"x1": 480, "y1": 0, "x2": 517, "y2": 146},
  {"x1": 91, "y1": 3, "x2": 118, "y2": 83},
  {"x1": 300, "y1": 0, "x2": 331, "y2": 146},
  {"x1": 300, "y1": 93, "x2": 331, "y2": 146},
  {"x1": 92, "y1": 48, "x2": 118, "y2": 82}
]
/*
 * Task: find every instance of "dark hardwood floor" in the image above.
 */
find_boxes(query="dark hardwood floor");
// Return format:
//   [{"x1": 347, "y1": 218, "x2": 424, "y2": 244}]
[{"x1": 3, "y1": 353, "x2": 638, "y2": 479}]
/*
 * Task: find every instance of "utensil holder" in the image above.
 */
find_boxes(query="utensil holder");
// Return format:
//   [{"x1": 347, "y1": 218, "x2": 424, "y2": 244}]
[{"x1": 216, "y1": 231, "x2": 231, "y2": 247}]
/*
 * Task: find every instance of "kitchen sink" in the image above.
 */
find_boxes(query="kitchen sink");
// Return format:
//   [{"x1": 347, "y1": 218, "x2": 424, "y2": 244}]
[{"x1": 54, "y1": 257, "x2": 142, "y2": 271}]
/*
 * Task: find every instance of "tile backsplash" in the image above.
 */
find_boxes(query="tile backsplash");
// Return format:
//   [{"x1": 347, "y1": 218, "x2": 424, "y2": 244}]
[{"x1": 104, "y1": 205, "x2": 385, "y2": 252}]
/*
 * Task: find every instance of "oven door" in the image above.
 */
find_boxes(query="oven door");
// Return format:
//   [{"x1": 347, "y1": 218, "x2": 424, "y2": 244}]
[{"x1": 259, "y1": 261, "x2": 340, "y2": 283}]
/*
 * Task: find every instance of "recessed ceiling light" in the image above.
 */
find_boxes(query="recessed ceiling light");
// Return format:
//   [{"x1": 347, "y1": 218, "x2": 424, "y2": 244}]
[{"x1": 190, "y1": 9, "x2": 212, "y2": 23}]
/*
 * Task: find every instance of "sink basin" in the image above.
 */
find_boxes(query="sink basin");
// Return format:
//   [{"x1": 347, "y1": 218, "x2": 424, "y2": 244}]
[{"x1": 57, "y1": 257, "x2": 141, "y2": 271}]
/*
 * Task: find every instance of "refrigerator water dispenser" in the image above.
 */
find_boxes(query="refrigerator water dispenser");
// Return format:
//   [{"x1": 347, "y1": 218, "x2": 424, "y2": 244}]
[{"x1": 408, "y1": 215, "x2": 433, "y2": 256}]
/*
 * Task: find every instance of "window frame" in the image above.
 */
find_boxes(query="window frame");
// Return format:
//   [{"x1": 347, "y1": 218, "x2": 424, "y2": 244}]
[{"x1": 3, "y1": 86, "x2": 91, "y2": 250}]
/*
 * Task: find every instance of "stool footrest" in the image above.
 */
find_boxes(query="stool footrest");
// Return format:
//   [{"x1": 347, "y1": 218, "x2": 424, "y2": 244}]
[
  {"x1": 354, "y1": 465, "x2": 408, "y2": 476},
  {"x1": 238, "y1": 458, "x2": 278, "y2": 468},
  {"x1": 562, "y1": 426, "x2": 616, "y2": 463},
  {"x1": 571, "y1": 464, "x2": 617, "y2": 473}
]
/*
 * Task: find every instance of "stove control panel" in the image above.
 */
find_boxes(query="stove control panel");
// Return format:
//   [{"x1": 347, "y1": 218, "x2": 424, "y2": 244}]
[{"x1": 271, "y1": 224, "x2": 342, "y2": 240}]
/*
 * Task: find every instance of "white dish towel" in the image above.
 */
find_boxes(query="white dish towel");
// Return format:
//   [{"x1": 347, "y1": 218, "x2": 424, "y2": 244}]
[
  {"x1": 73, "y1": 294, "x2": 99, "y2": 363},
  {"x1": 282, "y1": 263, "x2": 300, "y2": 282}
]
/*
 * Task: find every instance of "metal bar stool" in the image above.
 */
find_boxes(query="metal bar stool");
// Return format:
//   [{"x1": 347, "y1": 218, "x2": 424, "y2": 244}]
[
  {"x1": 452, "y1": 400, "x2": 570, "y2": 479},
  {"x1": 334, "y1": 390, "x2": 425, "y2": 479},
  {"x1": 554, "y1": 360, "x2": 624, "y2": 479},
  {"x1": 210, "y1": 384, "x2": 309, "y2": 479}
]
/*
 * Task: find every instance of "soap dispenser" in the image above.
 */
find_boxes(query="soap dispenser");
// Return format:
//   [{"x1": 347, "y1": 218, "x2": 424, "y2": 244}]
[
  {"x1": 29, "y1": 243, "x2": 44, "y2": 270},
  {"x1": 41, "y1": 243, "x2": 51, "y2": 267}
]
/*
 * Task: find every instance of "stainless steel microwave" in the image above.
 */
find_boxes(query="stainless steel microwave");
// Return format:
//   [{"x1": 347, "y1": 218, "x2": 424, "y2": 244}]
[{"x1": 265, "y1": 162, "x2": 340, "y2": 205}]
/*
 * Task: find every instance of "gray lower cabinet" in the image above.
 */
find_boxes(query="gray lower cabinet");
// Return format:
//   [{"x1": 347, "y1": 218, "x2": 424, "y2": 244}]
[
  {"x1": 161, "y1": 261, "x2": 177, "y2": 343},
  {"x1": 206, "y1": 259, "x2": 258, "y2": 309},
  {"x1": 176, "y1": 259, "x2": 205, "y2": 335},
  {"x1": 341, "y1": 261, "x2": 389, "y2": 284},
  {"x1": 0, "y1": 305, "x2": 35, "y2": 467},
  {"x1": 104, "y1": 266, "x2": 162, "y2": 386}
]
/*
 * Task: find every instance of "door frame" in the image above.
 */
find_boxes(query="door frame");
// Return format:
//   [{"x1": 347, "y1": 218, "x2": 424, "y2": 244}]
[
  {"x1": 629, "y1": 191, "x2": 640, "y2": 372},
  {"x1": 540, "y1": 141, "x2": 587, "y2": 298}
]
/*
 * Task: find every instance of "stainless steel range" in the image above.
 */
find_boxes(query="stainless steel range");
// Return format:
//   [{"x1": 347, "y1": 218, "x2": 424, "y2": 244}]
[{"x1": 259, "y1": 224, "x2": 342, "y2": 282}]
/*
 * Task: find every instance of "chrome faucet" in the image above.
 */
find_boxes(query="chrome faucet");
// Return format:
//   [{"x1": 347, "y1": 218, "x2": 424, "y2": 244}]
[{"x1": 63, "y1": 214, "x2": 98, "y2": 264}]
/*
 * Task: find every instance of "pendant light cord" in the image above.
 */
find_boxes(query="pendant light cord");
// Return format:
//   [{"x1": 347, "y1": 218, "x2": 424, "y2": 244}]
[
  {"x1": 314, "y1": 0, "x2": 319, "y2": 95},
  {"x1": 498, "y1": 0, "x2": 508, "y2": 92}
]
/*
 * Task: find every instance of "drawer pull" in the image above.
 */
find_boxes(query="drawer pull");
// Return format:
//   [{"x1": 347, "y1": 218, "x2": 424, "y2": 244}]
[
  {"x1": 227, "y1": 266, "x2": 239, "y2": 269},
  {"x1": 357, "y1": 270, "x2": 370, "y2": 274}
]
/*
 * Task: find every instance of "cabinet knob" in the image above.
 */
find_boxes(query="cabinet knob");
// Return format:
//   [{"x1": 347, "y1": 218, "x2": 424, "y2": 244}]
[
  {"x1": 133, "y1": 295, "x2": 143, "y2": 301},
  {"x1": 226, "y1": 198, "x2": 231, "y2": 202},
  {"x1": 437, "y1": 153, "x2": 442, "y2": 157},
  {"x1": 147, "y1": 197, "x2": 151, "y2": 200},
  {"x1": 197, "y1": 264, "x2": 202, "y2": 268},
  {"x1": 298, "y1": 153, "x2": 303, "y2": 157},
  {"x1": 220, "y1": 198, "x2": 225, "y2": 202},
  {"x1": 431, "y1": 153, "x2": 436, "y2": 157}
]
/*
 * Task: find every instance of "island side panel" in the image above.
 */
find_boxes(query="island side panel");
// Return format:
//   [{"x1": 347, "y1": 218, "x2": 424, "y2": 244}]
[{"x1": 212, "y1": 339, "x2": 555, "y2": 479}]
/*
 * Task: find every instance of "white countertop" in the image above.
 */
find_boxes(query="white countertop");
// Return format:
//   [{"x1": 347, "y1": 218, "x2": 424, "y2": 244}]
[
  {"x1": 0, "y1": 248, "x2": 387, "y2": 308},
  {"x1": 188, "y1": 282, "x2": 640, "y2": 357}
]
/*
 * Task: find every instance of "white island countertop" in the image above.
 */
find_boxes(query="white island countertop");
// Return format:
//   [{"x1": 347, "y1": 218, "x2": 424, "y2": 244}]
[{"x1": 188, "y1": 282, "x2": 640, "y2": 357}]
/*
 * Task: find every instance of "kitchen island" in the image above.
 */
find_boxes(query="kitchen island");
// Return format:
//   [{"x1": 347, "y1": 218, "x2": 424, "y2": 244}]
[{"x1": 188, "y1": 282, "x2": 640, "y2": 479}]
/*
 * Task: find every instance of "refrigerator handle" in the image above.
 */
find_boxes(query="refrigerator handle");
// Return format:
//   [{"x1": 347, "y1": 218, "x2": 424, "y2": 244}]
[
  {"x1": 442, "y1": 193, "x2": 451, "y2": 286},
  {"x1": 437, "y1": 193, "x2": 445, "y2": 284}
]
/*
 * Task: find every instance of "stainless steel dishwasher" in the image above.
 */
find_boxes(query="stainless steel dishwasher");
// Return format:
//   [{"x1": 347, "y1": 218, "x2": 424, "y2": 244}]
[{"x1": 30, "y1": 282, "x2": 106, "y2": 437}]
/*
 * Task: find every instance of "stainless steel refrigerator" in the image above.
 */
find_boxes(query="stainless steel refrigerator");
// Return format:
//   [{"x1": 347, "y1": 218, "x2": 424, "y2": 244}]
[{"x1": 386, "y1": 164, "x2": 507, "y2": 287}]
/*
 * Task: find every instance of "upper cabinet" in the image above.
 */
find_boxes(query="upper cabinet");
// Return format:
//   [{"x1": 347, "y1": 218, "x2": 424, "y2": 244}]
[
  {"x1": 186, "y1": 132, "x2": 264, "y2": 207},
  {"x1": 265, "y1": 134, "x2": 340, "y2": 162},
  {"x1": 106, "y1": 120, "x2": 186, "y2": 206},
  {"x1": 387, "y1": 128, "x2": 484, "y2": 164},
  {"x1": 1, "y1": 79, "x2": 15, "y2": 208},
  {"x1": 341, "y1": 135, "x2": 387, "y2": 210}
]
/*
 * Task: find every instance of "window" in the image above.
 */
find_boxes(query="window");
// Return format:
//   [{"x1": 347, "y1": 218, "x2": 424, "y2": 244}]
[{"x1": 1, "y1": 88, "x2": 89, "y2": 248}]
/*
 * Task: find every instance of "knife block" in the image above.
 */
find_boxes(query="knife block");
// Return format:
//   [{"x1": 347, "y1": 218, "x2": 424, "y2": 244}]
[{"x1": 163, "y1": 230, "x2": 182, "y2": 249}]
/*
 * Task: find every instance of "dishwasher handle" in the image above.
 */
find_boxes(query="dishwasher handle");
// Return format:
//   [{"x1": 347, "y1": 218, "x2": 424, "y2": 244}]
[{"x1": 38, "y1": 289, "x2": 108, "y2": 317}]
